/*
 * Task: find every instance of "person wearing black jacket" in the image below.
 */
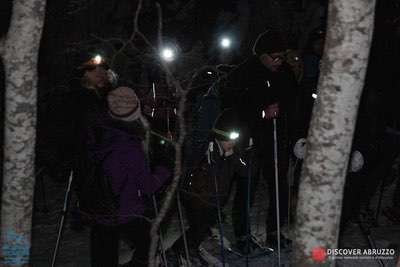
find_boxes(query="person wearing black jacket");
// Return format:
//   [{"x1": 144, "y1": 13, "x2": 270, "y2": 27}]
[
  {"x1": 219, "y1": 29, "x2": 299, "y2": 251},
  {"x1": 38, "y1": 53, "x2": 117, "y2": 232},
  {"x1": 40, "y1": 53, "x2": 114, "y2": 181},
  {"x1": 169, "y1": 109, "x2": 247, "y2": 264}
]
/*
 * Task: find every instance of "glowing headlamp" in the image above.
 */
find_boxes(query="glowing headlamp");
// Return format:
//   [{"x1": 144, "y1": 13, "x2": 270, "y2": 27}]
[
  {"x1": 93, "y1": 54, "x2": 103, "y2": 65},
  {"x1": 219, "y1": 35, "x2": 233, "y2": 50},
  {"x1": 213, "y1": 128, "x2": 240, "y2": 140},
  {"x1": 229, "y1": 132, "x2": 240, "y2": 140},
  {"x1": 160, "y1": 47, "x2": 176, "y2": 62}
]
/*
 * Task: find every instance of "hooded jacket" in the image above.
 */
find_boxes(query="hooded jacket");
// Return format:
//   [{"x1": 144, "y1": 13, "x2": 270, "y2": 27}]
[{"x1": 80, "y1": 114, "x2": 170, "y2": 225}]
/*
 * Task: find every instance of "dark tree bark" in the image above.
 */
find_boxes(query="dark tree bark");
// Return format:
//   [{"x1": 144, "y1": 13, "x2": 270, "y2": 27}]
[
  {"x1": 0, "y1": 0, "x2": 46, "y2": 266},
  {"x1": 293, "y1": 0, "x2": 376, "y2": 266}
]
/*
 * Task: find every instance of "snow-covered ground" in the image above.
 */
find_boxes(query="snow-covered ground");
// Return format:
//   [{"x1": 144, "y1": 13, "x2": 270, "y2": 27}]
[{"x1": 31, "y1": 171, "x2": 400, "y2": 267}]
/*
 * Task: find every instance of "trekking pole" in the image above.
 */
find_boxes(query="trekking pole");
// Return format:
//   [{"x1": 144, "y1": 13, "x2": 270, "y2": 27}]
[
  {"x1": 273, "y1": 118, "x2": 281, "y2": 267},
  {"x1": 209, "y1": 142, "x2": 227, "y2": 267},
  {"x1": 176, "y1": 191, "x2": 191, "y2": 266},
  {"x1": 152, "y1": 195, "x2": 168, "y2": 267},
  {"x1": 51, "y1": 170, "x2": 73, "y2": 267}
]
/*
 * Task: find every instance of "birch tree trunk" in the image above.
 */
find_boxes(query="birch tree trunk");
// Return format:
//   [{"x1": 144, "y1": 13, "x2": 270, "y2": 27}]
[
  {"x1": 293, "y1": 0, "x2": 375, "y2": 266},
  {"x1": 0, "y1": 0, "x2": 46, "y2": 266}
]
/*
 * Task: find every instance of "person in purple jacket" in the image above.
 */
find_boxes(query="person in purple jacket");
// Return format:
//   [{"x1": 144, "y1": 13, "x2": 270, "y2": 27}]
[{"x1": 79, "y1": 86, "x2": 171, "y2": 267}]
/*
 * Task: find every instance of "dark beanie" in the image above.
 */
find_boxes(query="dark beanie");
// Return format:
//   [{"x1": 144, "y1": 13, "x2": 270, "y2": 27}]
[
  {"x1": 212, "y1": 109, "x2": 240, "y2": 141},
  {"x1": 252, "y1": 29, "x2": 287, "y2": 55}
]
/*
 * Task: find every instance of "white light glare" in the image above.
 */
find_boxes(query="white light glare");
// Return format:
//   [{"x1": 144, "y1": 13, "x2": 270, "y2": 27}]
[
  {"x1": 312, "y1": 93, "x2": 318, "y2": 99},
  {"x1": 220, "y1": 37, "x2": 232, "y2": 48},
  {"x1": 161, "y1": 47, "x2": 175, "y2": 62},
  {"x1": 93, "y1": 55, "x2": 103, "y2": 65},
  {"x1": 229, "y1": 131, "x2": 239, "y2": 140}
]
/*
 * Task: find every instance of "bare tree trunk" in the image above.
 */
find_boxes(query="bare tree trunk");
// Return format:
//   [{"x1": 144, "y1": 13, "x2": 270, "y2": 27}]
[
  {"x1": 293, "y1": 0, "x2": 376, "y2": 266},
  {"x1": 0, "y1": 0, "x2": 46, "y2": 266}
]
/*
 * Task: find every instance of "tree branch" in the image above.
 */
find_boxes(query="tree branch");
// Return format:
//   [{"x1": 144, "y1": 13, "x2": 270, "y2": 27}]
[
  {"x1": 127, "y1": 1, "x2": 191, "y2": 266},
  {"x1": 109, "y1": 0, "x2": 143, "y2": 65},
  {"x1": 133, "y1": 0, "x2": 143, "y2": 33},
  {"x1": 147, "y1": 2, "x2": 189, "y2": 266}
]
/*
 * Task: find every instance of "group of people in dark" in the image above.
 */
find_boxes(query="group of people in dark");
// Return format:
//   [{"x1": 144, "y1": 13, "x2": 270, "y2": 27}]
[{"x1": 44, "y1": 25, "x2": 400, "y2": 266}]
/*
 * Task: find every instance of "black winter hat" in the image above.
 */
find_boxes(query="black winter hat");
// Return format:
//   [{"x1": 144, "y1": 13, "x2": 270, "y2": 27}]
[
  {"x1": 212, "y1": 109, "x2": 240, "y2": 141},
  {"x1": 252, "y1": 29, "x2": 288, "y2": 55}
]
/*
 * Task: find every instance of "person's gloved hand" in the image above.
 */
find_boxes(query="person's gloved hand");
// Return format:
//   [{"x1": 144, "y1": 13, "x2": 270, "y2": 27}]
[
  {"x1": 293, "y1": 138, "x2": 307, "y2": 159},
  {"x1": 107, "y1": 69, "x2": 119, "y2": 87},
  {"x1": 349, "y1": 150, "x2": 364, "y2": 172}
]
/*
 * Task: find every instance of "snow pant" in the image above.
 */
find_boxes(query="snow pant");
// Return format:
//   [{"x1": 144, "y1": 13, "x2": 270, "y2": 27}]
[
  {"x1": 232, "y1": 118, "x2": 289, "y2": 239},
  {"x1": 90, "y1": 218, "x2": 151, "y2": 267}
]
